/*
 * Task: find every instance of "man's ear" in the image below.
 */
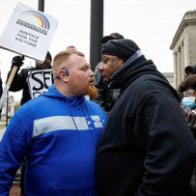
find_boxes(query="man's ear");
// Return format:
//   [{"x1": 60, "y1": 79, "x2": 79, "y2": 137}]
[
  {"x1": 58, "y1": 69, "x2": 69, "y2": 82},
  {"x1": 63, "y1": 68, "x2": 70, "y2": 82},
  {"x1": 119, "y1": 59, "x2": 124, "y2": 66},
  {"x1": 64, "y1": 68, "x2": 69, "y2": 76},
  {"x1": 116, "y1": 59, "x2": 124, "y2": 69}
]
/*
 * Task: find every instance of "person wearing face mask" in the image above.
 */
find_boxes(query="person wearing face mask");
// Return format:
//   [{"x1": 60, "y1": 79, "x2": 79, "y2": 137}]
[
  {"x1": 178, "y1": 73, "x2": 196, "y2": 136},
  {"x1": 178, "y1": 73, "x2": 196, "y2": 196},
  {"x1": 182, "y1": 95, "x2": 196, "y2": 110}
]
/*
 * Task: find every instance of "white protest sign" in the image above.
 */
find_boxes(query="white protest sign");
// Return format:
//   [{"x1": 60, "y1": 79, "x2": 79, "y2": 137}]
[
  {"x1": 28, "y1": 69, "x2": 53, "y2": 99},
  {"x1": 0, "y1": 2, "x2": 58, "y2": 61}
]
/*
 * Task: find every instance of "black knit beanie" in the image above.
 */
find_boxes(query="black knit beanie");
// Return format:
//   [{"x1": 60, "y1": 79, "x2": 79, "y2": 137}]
[{"x1": 101, "y1": 39, "x2": 140, "y2": 62}]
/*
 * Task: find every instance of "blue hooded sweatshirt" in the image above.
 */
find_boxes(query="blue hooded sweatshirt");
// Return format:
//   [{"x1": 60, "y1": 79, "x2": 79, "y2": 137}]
[{"x1": 0, "y1": 85, "x2": 107, "y2": 196}]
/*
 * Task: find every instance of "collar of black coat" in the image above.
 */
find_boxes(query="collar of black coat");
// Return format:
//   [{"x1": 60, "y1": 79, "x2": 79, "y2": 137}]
[
  {"x1": 110, "y1": 50, "x2": 143, "y2": 79},
  {"x1": 108, "y1": 52, "x2": 167, "y2": 91}
]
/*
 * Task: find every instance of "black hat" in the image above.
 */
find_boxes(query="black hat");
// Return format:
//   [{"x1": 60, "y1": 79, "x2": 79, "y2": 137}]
[
  {"x1": 46, "y1": 51, "x2": 52, "y2": 61},
  {"x1": 102, "y1": 32, "x2": 124, "y2": 44},
  {"x1": 184, "y1": 65, "x2": 196, "y2": 75},
  {"x1": 101, "y1": 39, "x2": 140, "y2": 62}
]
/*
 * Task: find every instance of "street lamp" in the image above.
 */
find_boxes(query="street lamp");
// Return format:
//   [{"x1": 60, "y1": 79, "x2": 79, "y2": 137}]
[
  {"x1": 38, "y1": 0, "x2": 45, "y2": 12},
  {"x1": 90, "y1": 0, "x2": 104, "y2": 70}
]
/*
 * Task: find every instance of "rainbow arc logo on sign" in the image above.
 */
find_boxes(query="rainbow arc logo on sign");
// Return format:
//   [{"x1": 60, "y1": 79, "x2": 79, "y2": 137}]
[{"x1": 19, "y1": 11, "x2": 50, "y2": 30}]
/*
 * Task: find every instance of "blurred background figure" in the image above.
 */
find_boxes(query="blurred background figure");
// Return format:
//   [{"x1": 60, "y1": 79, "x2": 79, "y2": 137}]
[
  {"x1": 178, "y1": 65, "x2": 196, "y2": 136},
  {"x1": 184, "y1": 64, "x2": 196, "y2": 78},
  {"x1": 178, "y1": 73, "x2": 196, "y2": 136},
  {"x1": 178, "y1": 71, "x2": 196, "y2": 196},
  {"x1": 7, "y1": 51, "x2": 52, "y2": 106},
  {"x1": 101, "y1": 32, "x2": 124, "y2": 44},
  {"x1": 66, "y1": 45, "x2": 77, "y2": 52}
]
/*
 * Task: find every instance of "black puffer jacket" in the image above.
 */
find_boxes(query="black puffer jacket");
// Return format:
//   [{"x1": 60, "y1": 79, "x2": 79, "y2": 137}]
[{"x1": 96, "y1": 56, "x2": 196, "y2": 196}]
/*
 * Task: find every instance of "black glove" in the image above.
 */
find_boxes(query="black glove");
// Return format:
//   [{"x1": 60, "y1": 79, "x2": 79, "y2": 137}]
[{"x1": 11, "y1": 56, "x2": 24, "y2": 68}]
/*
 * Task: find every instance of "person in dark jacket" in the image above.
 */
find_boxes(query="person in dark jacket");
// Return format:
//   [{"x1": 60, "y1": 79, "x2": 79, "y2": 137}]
[
  {"x1": 178, "y1": 73, "x2": 196, "y2": 196},
  {"x1": 7, "y1": 51, "x2": 52, "y2": 105},
  {"x1": 178, "y1": 74, "x2": 196, "y2": 136},
  {"x1": 96, "y1": 38, "x2": 196, "y2": 196}
]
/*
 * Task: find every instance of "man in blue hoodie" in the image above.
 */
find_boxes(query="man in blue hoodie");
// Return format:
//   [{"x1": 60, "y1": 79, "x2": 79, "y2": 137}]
[{"x1": 0, "y1": 50, "x2": 107, "y2": 196}]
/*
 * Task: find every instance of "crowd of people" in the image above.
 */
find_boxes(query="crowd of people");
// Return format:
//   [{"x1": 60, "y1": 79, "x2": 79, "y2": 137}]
[{"x1": 0, "y1": 34, "x2": 196, "y2": 196}]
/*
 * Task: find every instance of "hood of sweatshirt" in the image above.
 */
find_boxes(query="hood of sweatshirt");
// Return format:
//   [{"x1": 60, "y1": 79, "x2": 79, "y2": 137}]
[{"x1": 43, "y1": 85, "x2": 85, "y2": 106}]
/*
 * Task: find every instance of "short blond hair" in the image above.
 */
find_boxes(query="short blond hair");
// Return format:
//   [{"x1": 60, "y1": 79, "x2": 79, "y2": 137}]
[{"x1": 53, "y1": 50, "x2": 84, "y2": 77}]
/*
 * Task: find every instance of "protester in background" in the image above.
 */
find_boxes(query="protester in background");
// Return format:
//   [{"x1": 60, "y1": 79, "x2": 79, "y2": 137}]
[
  {"x1": 66, "y1": 45, "x2": 77, "y2": 52},
  {"x1": 0, "y1": 50, "x2": 106, "y2": 195},
  {"x1": 178, "y1": 74, "x2": 196, "y2": 137},
  {"x1": 96, "y1": 38, "x2": 196, "y2": 195},
  {"x1": 94, "y1": 32, "x2": 124, "y2": 112},
  {"x1": 178, "y1": 65, "x2": 196, "y2": 136},
  {"x1": 178, "y1": 73, "x2": 196, "y2": 196},
  {"x1": 101, "y1": 32, "x2": 124, "y2": 44},
  {"x1": 7, "y1": 51, "x2": 53, "y2": 105},
  {"x1": 178, "y1": 65, "x2": 196, "y2": 138},
  {"x1": 184, "y1": 64, "x2": 196, "y2": 78}
]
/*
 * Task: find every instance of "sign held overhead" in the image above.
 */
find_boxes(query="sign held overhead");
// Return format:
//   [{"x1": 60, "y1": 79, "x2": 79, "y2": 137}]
[{"x1": 0, "y1": 2, "x2": 58, "y2": 61}]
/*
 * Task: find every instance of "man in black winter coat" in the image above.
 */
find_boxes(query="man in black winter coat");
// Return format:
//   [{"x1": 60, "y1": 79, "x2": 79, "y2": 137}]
[
  {"x1": 96, "y1": 38, "x2": 196, "y2": 196},
  {"x1": 7, "y1": 51, "x2": 53, "y2": 105}
]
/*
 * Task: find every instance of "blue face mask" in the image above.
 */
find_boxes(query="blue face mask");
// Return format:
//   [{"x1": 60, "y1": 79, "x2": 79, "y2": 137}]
[{"x1": 181, "y1": 96, "x2": 196, "y2": 109}]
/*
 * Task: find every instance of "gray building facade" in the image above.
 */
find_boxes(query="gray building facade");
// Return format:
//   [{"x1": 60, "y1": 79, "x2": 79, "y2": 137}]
[{"x1": 170, "y1": 10, "x2": 196, "y2": 87}]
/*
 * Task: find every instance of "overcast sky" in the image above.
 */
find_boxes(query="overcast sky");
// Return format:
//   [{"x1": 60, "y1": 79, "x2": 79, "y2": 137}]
[{"x1": 0, "y1": 0, "x2": 195, "y2": 101}]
